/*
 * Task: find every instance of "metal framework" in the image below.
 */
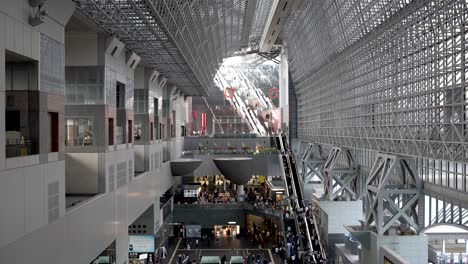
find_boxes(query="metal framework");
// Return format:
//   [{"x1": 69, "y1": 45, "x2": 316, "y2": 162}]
[
  {"x1": 76, "y1": 0, "x2": 257, "y2": 96},
  {"x1": 283, "y1": 0, "x2": 468, "y2": 163},
  {"x1": 365, "y1": 153, "x2": 423, "y2": 235},
  {"x1": 249, "y1": 0, "x2": 274, "y2": 44},
  {"x1": 423, "y1": 193, "x2": 468, "y2": 230},
  {"x1": 323, "y1": 147, "x2": 359, "y2": 201},
  {"x1": 300, "y1": 143, "x2": 326, "y2": 184}
]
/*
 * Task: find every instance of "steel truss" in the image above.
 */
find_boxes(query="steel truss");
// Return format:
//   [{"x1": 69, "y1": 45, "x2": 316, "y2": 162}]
[
  {"x1": 300, "y1": 143, "x2": 326, "y2": 185},
  {"x1": 75, "y1": 0, "x2": 257, "y2": 96},
  {"x1": 283, "y1": 0, "x2": 468, "y2": 163},
  {"x1": 323, "y1": 147, "x2": 359, "y2": 201},
  {"x1": 365, "y1": 153, "x2": 423, "y2": 236}
]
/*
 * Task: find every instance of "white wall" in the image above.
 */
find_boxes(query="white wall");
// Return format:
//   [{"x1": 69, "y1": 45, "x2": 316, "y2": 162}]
[
  {"x1": 0, "y1": 2, "x2": 188, "y2": 263},
  {"x1": 317, "y1": 200, "x2": 363, "y2": 234},
  {"x1": 66, "y1": 153, "x2": 99, "y2": 193},
  {"x1": 0, "y1": 0, "x2": 74, "y2": 248},
  {"x1": 279, "y1": 51, "x2": 289, "y2": 126},
  {"x1": 0, "y1": 163, "x2": 167, "y2": 264},
  {"x1": 360, "y1": 232, "x2": 428, "y2": 264},
  {"x1": 0, "y1": 160, "x2": 65, "y2": 248}
]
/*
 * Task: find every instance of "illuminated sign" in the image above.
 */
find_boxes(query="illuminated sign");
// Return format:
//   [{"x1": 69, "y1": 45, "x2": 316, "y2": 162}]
[{"x1": 129, "y1": 235, "x2": 155, "y2": 253}]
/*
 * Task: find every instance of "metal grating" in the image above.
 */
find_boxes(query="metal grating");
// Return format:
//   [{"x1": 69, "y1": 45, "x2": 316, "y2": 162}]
[
  {"x1": 282, "y1": 0, "x2": 468, "y2": 162},
  {"x1": 75, "y1": 0, "x2": 256, "y2": 96},
  {"x1": 249, "y1": 0, "x2": 274, "y2": 44}
]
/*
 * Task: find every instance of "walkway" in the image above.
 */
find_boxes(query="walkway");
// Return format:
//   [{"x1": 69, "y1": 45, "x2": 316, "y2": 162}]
[{"x1": 163, "y1": 237, "x2": 282, "y2": 264}]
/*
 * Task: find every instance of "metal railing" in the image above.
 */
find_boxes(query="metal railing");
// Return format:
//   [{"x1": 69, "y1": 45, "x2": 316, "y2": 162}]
[
  {"x1": 277, "y1": 135, "x2": 327, "y2": 263},
  {"x1": 173, "y1": 202, "x2": 283, "y2": 218}
]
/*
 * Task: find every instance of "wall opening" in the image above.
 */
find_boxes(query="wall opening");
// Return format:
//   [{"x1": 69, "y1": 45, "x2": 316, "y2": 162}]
[
  {"x1": 108, "y1": 118, "x2": 114, "y2": 145},
  {"x1": 5, "y1": 50, "x2": 40, "y2": 157},
  {"x1": 49, "y1": 112, "x2": 59, "y2": 152}
]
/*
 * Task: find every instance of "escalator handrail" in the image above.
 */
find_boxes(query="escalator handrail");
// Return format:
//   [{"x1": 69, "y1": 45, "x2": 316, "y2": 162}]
[
  {"x1": 278, "y1": 136, "x2": 318, "y2": 260},
  {"x1": 280, "y1": 135, "x2": 328, "y2": 262}
]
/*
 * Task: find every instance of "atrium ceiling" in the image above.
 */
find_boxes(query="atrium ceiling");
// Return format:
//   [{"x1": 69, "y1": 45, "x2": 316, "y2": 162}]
[
  {"x1": 75, "y1": 0, "x2": 468, "y2": 161},
  {"x1": 75, "y1": 0, "x2": 274, "y2": 96}
]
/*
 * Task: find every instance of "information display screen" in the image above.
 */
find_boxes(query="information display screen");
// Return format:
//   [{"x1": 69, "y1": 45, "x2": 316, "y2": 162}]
[
  {"x1": 185, "y1": 225, "x2": 201, "y2": 238},
  {"x1": 129, "y1": 235, "x2": 155, "y2": 253}
]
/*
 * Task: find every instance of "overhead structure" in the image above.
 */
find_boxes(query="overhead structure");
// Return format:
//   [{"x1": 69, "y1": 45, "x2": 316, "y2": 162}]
[
  {"x1": 365, "y1": 153, "x2": 423, "y2": 236},
  {"x1": 75, "y1": 0, "x2": 257, "y2": 96},
  {"x1": 282, "y1": 0, "x2": 468, "y2": 162},
  {"x1": 213, "y1": 157, "x2": 253, "y2": 185},
  {"x1": 170, "y1": 159, "x2": 202, "y2": 176},
  {"x1": 258, "y1": 0, "x2": 303, "y2": 52}
]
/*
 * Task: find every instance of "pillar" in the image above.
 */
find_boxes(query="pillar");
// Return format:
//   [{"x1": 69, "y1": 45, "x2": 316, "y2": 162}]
[
  {"x1": 442, "y1": 240, "x2": 446, "y2": 255},
  {"x1": 237, "y1": 185, "x2": 245, "y2": 201}
]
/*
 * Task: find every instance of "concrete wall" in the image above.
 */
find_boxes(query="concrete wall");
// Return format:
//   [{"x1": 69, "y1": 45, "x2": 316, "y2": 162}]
[
  {"x1": 65, "y1": 153, "x2": 99, "y2": 193},
  {"x1": 183, "y1": 137, "x2": 274, "y2": 150},
  {"x1": 317, "y1": 200, "x2": 363, "y2": 234},
  {"x1": 173, "y1": 206, "x2": 246, "y2": 228},
  {"x1": 0, "y1": 0, "x2": 74, "y2": 249},
  {"x1": 129, "y1": 204, "x2": 155, "y2": 235},
  {"x1": 181, "y1": 153, "x2": 283, "y2": 177},
  {"x1": 360, "y1": 232, "x2": 428, "y2": 264},
  {"x1": 380, "y1": 246, "x2": 411, "y2": 264},
  {"x1": 65, "y1": 32, "x2": 99, "y2": 66},
  {"x1": 0, "y1": 143, "x2": 179, "y2": 264},
  {"x1": 134, "y1": 144, "x2": 146, "y2": 172},
  {"x1": 335, "y1": 244, "x2": 359, "y2": 264},
  {"x1": 0, "y1": 4, "x2": 186, "y2": 264},
  {"x1": 0, "y1": 160, "x2": 65, "y2": 248}
]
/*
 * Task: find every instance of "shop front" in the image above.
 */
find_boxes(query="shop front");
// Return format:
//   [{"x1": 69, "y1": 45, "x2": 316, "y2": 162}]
[{"x1": 214, "y1": 224, "x2": 240, "y2": 237}]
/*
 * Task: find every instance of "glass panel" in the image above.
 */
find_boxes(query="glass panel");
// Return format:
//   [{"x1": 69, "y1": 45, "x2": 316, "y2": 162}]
[
  {"x1": 134, "y1": 122, "x2": 142, "y2": 142},
  {"x1": 65, "y1": 118, "x2": 93, "y2": 146},
  {"x1": 116, "y1": 126, "x2": 125, "y2": 144},
  {"x1": 431, "y1": 197, "x2": 438, "y2": 225}
]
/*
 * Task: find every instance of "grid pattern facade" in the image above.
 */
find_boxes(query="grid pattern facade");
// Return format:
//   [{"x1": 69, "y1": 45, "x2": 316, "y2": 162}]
[
  {"x1": 77, "y1": 0, "x2": 256, "y2": 96},
  {"x1": 284, "y1": 0, "x2": 468, "y2": 163},
  {"x1": 40, "y1": 34, "x2": 65, "y2": 95}
]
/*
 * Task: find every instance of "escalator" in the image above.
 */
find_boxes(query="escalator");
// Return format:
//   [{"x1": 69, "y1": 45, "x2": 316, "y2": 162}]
[
  {"x1": 275, "y1": 135, "x2": 327, "y2": 263},
  {"x1": 214, "y1": 67, "x2": 267, "y2": 135}
]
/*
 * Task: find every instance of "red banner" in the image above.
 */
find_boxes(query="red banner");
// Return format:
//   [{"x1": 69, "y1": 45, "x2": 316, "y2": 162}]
[
  {"x1": 268, "y1": 87, "x2": 279, "y2": 100},
  {"x1": 224, "y1": 87, "x2": 236, "y2": 98}
]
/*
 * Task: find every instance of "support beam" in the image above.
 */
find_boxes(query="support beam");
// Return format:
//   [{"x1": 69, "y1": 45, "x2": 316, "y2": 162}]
[
  {"x1": 299, "y1": 143, "x2": 325, "y2": 185},
  {"x1": 323, "y1": 147, "x2": 359, "y2": 201},
  {"x1": 259, "y1": 0, "x2": 303, "y2": 52},
  {"x1": 365, "y1": 153, "x2": 423, "y2": 236}
]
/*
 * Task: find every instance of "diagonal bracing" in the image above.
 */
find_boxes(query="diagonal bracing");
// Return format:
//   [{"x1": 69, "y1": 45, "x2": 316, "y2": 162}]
[{"x1": 365, "y1": 153, "x2": 423, "y2": 236}]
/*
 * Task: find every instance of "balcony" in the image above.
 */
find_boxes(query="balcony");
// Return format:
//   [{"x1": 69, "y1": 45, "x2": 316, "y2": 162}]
[{"x1": 173, "y1": 203, "x2": 283, "y2": 218}]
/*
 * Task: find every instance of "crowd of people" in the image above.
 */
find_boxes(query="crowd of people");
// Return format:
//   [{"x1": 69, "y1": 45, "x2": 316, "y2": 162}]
[{"x1": 247, "y1": 217, "x2": 281, "y2": 248}]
